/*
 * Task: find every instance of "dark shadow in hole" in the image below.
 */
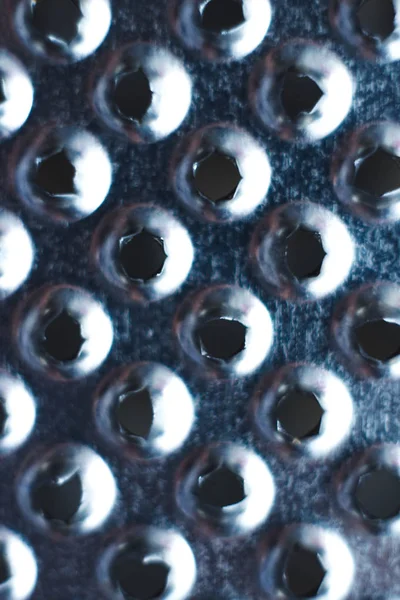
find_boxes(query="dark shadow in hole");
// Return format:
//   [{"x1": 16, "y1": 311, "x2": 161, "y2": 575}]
[
  {"x1": 355, "y1": 468, "x2": 400, "y2": 520},
  {"x1": 280, "y1": 71, "x2": 324, "y2": 122},
  {"x1": 195, "y1": 464, "x2": 245, "y2": 508},
  {"x1": 112, "y1": 552, "x2": 170, "y2": 600},
  {"x1": 196, "y1": 318, "x2": 247, "y2": 361},
  {"x1": 200, "y1": 0, "x2": 245, "y2": 32},
  {"x1": 34, "y1": 149, "x2": 76, "y2": 197},
  {"x1": 0, "y1": 80, "x2": 6, "y2": 104},
  {"x1": 355, "y1": 319, "x2": 400, "y2": 362},
  {"x1": 354, "y1": 147, "x2": 400, "y2": 198},
  {"x1": 0, "y1": 546, "x2": 11, "y2": 585},
  {"x1": 119, "y1": 230, "x2": 167, "y2": 283},
  {"x1": 193, "y1": 150, "x2": 242, "y2": 203},
  {"x1": 31, "y1": 0, "x2": 83, "y2": 46},
  {"x1": 0, "y1": 401, "x2": 7, "y2": 437},
  {"x1": 113, "y1": 69, "x2": 153, "y2": 123},
  {"x1": 284, "y1": 543, "x2": 326, "y2": 599},
  {"x1": 117, "y1": 388, "x2": 154, "y2": 440},
  {"x1": 42, "y1": 309, "x2": 84, "y2": 363},
  {"x1": 275, "y1": 388, "x2": 324, "y2": 441},
  {"x1": 357, "y1": 0, "x2": 396, "y2": 42},
  {"x1": 32, "y1": 471, "x2": 83, "y2": 523},
  {"x1": 285, "y1": 226, "x2": 327, "y2": 281}
]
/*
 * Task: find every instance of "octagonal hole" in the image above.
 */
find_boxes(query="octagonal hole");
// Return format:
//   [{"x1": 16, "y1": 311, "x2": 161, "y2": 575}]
[
  {"x1": 284, "y1": 543, "x2": 327, "y2": 599},
  {"x1": 354, "y1": 147, "x2": 400, "y2": 198},
  {"x1": 113, "y1": 69, "x2": 153, "y2": 123},
  {"x1": 200, "y1": 0, "x2": 245, "y2": 32},
  {"x1": 42, "y1": 309, "x2": 85, "y2": 363},
  {"x1": 355, "y1": 319, "x2": 400, "y2": 362},
  {"x1": 31, "y1": 0, "x2": 83, "y2": 46},
  {"x1": 195, "y1": 464, "x2": 246, "y2": 508},
  {"x1": 285, "y1": 226, "x2": 327, "y2": 281},
  {"x1": 275, "y1": 388, "x2": 324, "y2": 441},
  {"x1": 116, "y1": 388, "x2": 154, "y2": 440},
  {"x1": 280, "y1": 71, "x2": 324, "y2": 122},
  {"x1": 31, "y1": 471, "x2": 83, "y2": 524},
  {"x1": 112, "y1": 552, "x2": 170, "y2": 600},
  {"x1": 119, "y1": 230, "x2": 167, "y2": 283},
  {"x1": 357, "y1": 0, "x2": 396, "y2": 42},
  {"x1": 355, "y1": 468, "x2": 400, "y2": 520},
  {"x1": 193, "y1": 150, "x2": 242, "y2": 203},
  {"x1": 196, "y1": 318, "x2": 247, "y2": 361},
  {"x1": 34, "y1": 148, "x2": 76, "y2": 197}
]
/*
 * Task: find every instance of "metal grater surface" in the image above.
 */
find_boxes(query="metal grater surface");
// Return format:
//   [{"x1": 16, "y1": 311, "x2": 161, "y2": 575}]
[{"x1": 0, "y1": 0, "x2": 400, "y2": 598}]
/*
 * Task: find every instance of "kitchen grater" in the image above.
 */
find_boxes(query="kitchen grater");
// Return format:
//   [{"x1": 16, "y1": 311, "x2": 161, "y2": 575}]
[{"x1": 0, "y1": 0, "x2": 399, "y2": 598}]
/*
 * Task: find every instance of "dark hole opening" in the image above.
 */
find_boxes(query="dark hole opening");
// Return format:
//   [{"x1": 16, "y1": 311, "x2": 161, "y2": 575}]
[
  {"x1": 353, "y1": 147, "x2": 400, "y2": 198},
  {"x1": 34, "y1": 148, "x2": 76, "y2": 197},
  {"x1": 355, "y1": 319, "x2": 400, "y2": 362},
  {"x1": 284, "y1": 543, "x2": 326, "y2": 599},
  {"x1": 355, "y1": 468, "x2": 400, "y2": 520},
  {"x1": 280, "y1": 71, "x2": 324, "y2": 122},
  {"x1": 0, "y1": 547, "x2": 11, "y2": 585},
  {"x1": 0, "y1": 80, "x2": 6, "y2": 104},
  {"x1": 31, "y1": 0, "x2": 83, "y2": 46},
  {"x1": 112, "y1": 553, "x2": 170, "y2": 600},
  {"x1": 119, "y1": 230, "x2": 167, "y2": 282},
  {"x1": 42, "y1": 309, "x2": 84, "y2": 363},
  {"x1": 117, "y1": 388, "x2": 154, "y2": 440},
  {"x1": 0, "y1": 401, "x2": 7, "y2": 438},
  {"x1": 195, "y1": 464, "x2": 245, "y2": 508},
  {"x1": 193, "y1": 150, "x2": 242, "y2": 203},
  {"x1": 285, "y1": 226, "x2": 327, "y2": 281},
  {"x1": 275, "y1": 388, "x2": 324, "y2": 441},
  {"x1": 357, "y1": 0, "x2": 396, "y2": 42},
  {"x1": 200, "y1": 0, "x2": 245, "y2": 32},
  {"x1": 32, "y1": 471, "x2": 83, "y2": 523},
  {"x1": 113, "y1": 68, "x2": 153, "y2": 123},
  {"x1": 196, "y1": 318, "x2": 247, "y2": 361}
]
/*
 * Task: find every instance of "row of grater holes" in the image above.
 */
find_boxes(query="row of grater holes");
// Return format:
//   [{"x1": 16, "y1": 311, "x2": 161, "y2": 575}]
[{"x1": 6, "y1": 0, "x2": 400, "y2": 64}]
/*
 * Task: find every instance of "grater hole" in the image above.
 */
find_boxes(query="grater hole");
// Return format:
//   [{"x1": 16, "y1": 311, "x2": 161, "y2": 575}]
[
  {"x1": 353, "y1": 147, "x2": 400, "y2": 198},
  {"x1": 193, "y1": 150, "x2": 242, "y2": 203},
  {"x1": 200, "y1": 0, "x2": 245, "y2": 33},
  {"x1": 31, "y1": 0, "x2": 83, "y2": 46},
  {"x1": 119, "y1": 230, "x2": 167, "y2": 283},
  {"x1": 19, "y1": 445, "x2": 117, "y2": 534},
  {"x1": 34, "y1": 148, "x2": 76, "y2": 197},
  {"x1": 17, "y1": 127, "x2": 112, "y2": 222},
  {"x1": 93, "y1": 44, "x2": 192, "y2": 144},
  {"x1": 285, "y1": 226, "x2": 327, "y2": 281},
  {"x1": 195, "y1": 464, "x2": 246, "y2": 508},
  {"x1": 176, "y1": 443, "x2": 275, "y2": 535},
  {"x1": 95, "y1": 362, "x2": 195, "y2": 458},
  {"x1": 42, "y1": 309, "x2": 85, "y2": 363},
  {"x1": 0, "y1": 51, "x2": 34, "y2": 140},
  {"x1": 196, "y1": 318, "x2": 247, "y2": 362},
  {"x1": 355, "y1": 319, "x2": 400, "y2": 362},
  {"x1": 112, "y1": 553, "x2": 170, "y2": 600},
  {"x1": 0, "y1": 551, "x2": 11, "y2": 585},
  {"x1": 280, "y1": 71, "x2": 324, "y2": 122},
  {"x1": 275, "y1": 389, "x2": 325, "y2": 442},
  {"x1": 357, "y1": 0, "x2": 396, "y2": 42},
  {"x1": 32, "y1": 471, "x2": 83, "y2": 524},
  {"x1": 283, "y1": 543, "x2": 327, "y2": 599},
  {"x1": 113, "y1": 68, "x2": 153, "y2": 124},
  {"x1": 0, "y1": 529, "x2": 37, "y2": 600},
  {"x1": 355, "y1": 468, "x2": 400, "y2": 520},
  {"x1": 117, "y1": 388, "x2": 154, "y2": 440}
]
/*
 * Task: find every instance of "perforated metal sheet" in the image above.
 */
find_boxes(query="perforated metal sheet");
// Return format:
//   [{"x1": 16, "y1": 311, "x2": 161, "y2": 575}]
[{"x1": 0, "y1": 0, "x2": 400, "y2": 598}]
